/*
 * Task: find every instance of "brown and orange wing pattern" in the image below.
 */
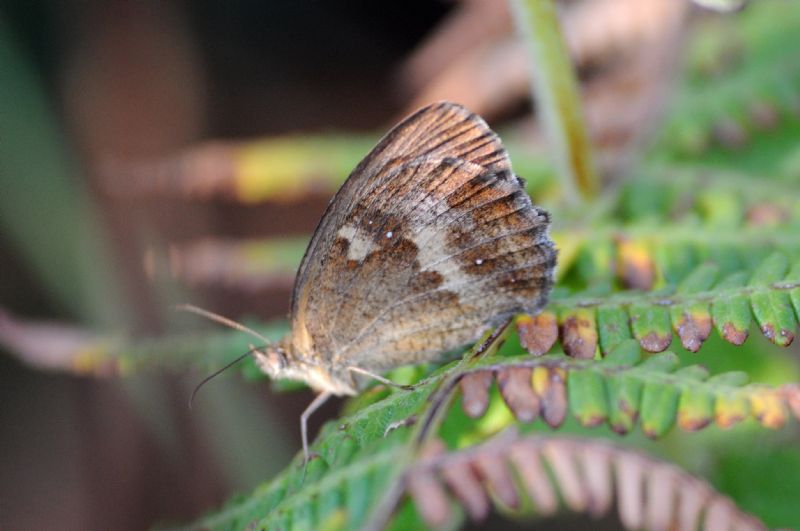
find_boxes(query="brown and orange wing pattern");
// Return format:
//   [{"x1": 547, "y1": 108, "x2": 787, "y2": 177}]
[{"x1": 290, "y1": 102, "x2": 556, "y2": 374}]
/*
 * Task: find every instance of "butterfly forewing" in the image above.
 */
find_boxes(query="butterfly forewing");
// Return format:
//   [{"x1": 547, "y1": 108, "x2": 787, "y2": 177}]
[
  {"x1": 293, "y1": 102, "x2": 511, "y2": 305},
  {"x1": 290, "y1": 102, "x2": 556, "y2": 377}
]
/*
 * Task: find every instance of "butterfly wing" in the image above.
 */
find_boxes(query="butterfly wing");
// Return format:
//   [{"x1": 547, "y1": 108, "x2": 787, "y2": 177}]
[
  {"x1": 290, "y1": 102, "x2": 556, "y2": 374},
  {"x1": 293, "y1": 101, "x2": 511, "y2": 303}
]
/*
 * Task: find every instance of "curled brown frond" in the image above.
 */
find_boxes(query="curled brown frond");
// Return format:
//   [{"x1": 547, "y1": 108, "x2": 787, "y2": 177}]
[{"x1": 407, "y1": 430, "x2": 766, "y2": 530}]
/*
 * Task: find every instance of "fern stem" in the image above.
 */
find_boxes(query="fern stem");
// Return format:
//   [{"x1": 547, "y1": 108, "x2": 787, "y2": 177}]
[{"x1": 511, "y1": 0, "x2": 599, "y2": 204}]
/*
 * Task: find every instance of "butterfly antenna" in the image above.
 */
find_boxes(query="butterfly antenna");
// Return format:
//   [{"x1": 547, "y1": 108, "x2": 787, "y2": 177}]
[
  {"x1": 189, "y1": 347, "x2": 259, "y2": 409},
  {"x1": 176, "y1": 303, "x2": 271, "y2": 345}
]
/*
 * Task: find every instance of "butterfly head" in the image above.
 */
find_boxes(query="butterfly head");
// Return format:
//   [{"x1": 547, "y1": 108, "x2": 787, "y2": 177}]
[
  {"x1": 252, "y1": 340, "x2": 292, "y2": 380},
  {"x1": 250, "y1": 337, "x2": 357, "y2": 395}
]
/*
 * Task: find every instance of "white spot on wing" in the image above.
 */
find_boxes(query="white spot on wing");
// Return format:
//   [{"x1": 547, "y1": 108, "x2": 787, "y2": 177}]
[
  {"x1": 413, "y1": 224, "x2": 472, "y2": 288},
  {"x1": 386, "y1": 231, "x2": 393, "y2": 239},
  {"x1": 337, "y1": 224, "x2": 374, "y2": 261},
  {"x1": 415, "y1": 225, "x2": 447, "y2": 270}
]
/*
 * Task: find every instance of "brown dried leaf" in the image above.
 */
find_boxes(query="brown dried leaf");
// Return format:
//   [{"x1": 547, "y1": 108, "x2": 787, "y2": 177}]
[
  {"x1": 675, "y1": 309, "x2": 712, "y2": 353},
  {"x1": 750, "y1": 388, "x2": 787, "y2": 428},
  {"x1": 638, "y1": 330, "x2": 672, "y2": 353},
  {"x1": 0, "y1": 309, "x2": 117, "y2": 375},
  {"x1": 408, "y1": 468, "x2": 451, "y2": 527},
  {"x1": 497, "y1": 367, "x2": 540, "y2": 422},
  {"x1": 746, "y1": 203, "x2": 789, "y2": 227},
  {"x1": 715, "y1": 392, "x2": 750, "y2": 429},
  {"x1": 407, "y1": 434, "x2": 765, "y2": 529},
  {"x1": 676, "y1": 477, "x2": 711, "y2": 531},
  {"x1": 517, "y1": 312, "x2": 558, "y2": 356},
  {"x1": 560, "y1": 309, "x2": 599, "y2": 359},
  {"x1": 460, "y1": 370, "x2": 494, "y2": 418},
  {"x1": 440, "y1": 458, "x2": 489, "y2": 521},
  {"x1": 576, "y1": 444, "x2": 613, "y2": 518},
  {"x1": 722, "y1": 321, "x2": 749, "y2": 346},
  {"x1": 401, "y1": 0, "x2": 686, "y2": 148},
  {"x1": 542, "y1": 441, "x2": 587, "y2": 512},
  {"x1": 616, "y1": 452, "x2": 646, "y2": 530},
  {"x1": 473, "y1": 452, "x2": 519, "y2": 510},
  {"x1": 704, "y1": 497, "x2": 736, "y2": 531},
  {"x1": 100, "y1": 139, "x2": 342, "y2": 203},
  {"x1": 399, "y1": 0, "x2": 511, "y2": 98},
  {"x1": 508, "y1": 441, "x2": 559, "y2": 516},
  {"x1": 616, "y1": 237, "x2": 656, "y2": 291},
  {"x1": 645, "y1": 464, "x2": 676, "y2": 531},
  {"x1": 533, "y1": 367, "x2": 568, "y2": 428},
  {"x1": 167, "y1": 239, "x2": 297, "y2": 292},
  {"x1": 408, "y1": 440, "x2": 450, "y2": 527}
]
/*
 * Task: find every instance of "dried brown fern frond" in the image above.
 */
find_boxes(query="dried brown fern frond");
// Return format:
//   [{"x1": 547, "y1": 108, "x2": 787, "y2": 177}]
[{"x1": 407, "y1": 429, "x2": 766, "y2": 530}]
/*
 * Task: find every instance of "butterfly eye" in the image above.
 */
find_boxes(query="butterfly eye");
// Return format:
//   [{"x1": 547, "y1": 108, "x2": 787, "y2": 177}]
[{"x1": 278, "y1": 350, "x2": 289, "y2": 369}]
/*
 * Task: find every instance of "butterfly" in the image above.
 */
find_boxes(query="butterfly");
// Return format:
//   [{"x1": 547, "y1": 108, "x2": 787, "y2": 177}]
[{"x1": 183, "y1": 101, "x2": 556, "y2": 461}]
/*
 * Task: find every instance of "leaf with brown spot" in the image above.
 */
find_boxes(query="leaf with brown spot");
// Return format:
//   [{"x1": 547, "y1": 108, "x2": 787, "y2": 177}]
[
  {"x1": 559, "y1": 307, "x2": 598, "y2": 359},
  {"x1": 751, "y1": 290, "x2": 797, "y2": 347},
  {"x1": 449, "y1": 346, "x2": 798, "y2": 443},
  {"x1": 630, "y1": 303, "x2": 672, "y2": 352},
  {"x1": 749, "y1": 387, "x2": 787, "y2": 429},
  {"x1": 516, "y1": 311, "x2": 558, "y2": 356},
  {"x1": 710, "y1": 271, "x2": 752, "y2": 346},
  {"x1": 748, "y1": 254, "x2": 795, "y2": 345},
  {"x1": 714, "y1": 391, "x2": 750, "y2": 429},
  {"x1": 673, "y1": 306, "x2": 713, "y2": 352},
  {"x1": 616, "y1": 237, "x2": 656, "y2": 290},
  {"x1": 677, "y1": 387, "x2": 714, "y2": 432},
  {"x1": 533, "y1": 367, "x2": 568, "y2": 428},
  {"x1": 670, "y1": 263, "x2": 718, "y2": 352}
]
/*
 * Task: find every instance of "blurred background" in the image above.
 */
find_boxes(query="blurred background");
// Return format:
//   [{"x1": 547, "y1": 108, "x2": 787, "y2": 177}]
[{"x1": 1, "y1": 1, "x2": 798, "y2": 530}]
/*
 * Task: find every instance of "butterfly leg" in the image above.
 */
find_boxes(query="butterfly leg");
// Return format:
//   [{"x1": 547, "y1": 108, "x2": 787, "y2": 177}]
[
  {"x1": 301, "y1": 391, "x2": 332, "y2": 464},
  {"x1": 346, "y1": 366, "x2": 416, "y2": 391}
]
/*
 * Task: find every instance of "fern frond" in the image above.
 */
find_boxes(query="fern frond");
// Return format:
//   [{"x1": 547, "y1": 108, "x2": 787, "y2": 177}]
[
  {"x1": 0, "y1": 306, "x2": 284, "y2": 377},
  {"x1": 6, "y1": 246, "x2": 798, "y2": 380},
  {"x1": 455, "y1": 340, "x2": 800, "y2": 435},
  {"x1": 527, "y1": 252, "x2": 800, "y2": 356},
  {"x1": 175, "y1": 378, "x2": 439, "y2": 530},
  {"x1": 175, "y1": 337, "x2": 800, "y2": 530},
  {"x1": 405, "y1": 429, "x2": 766, "y2": 530},
  {"x1": 653, "y1": 2, "x2": 800, "y2": 171}
]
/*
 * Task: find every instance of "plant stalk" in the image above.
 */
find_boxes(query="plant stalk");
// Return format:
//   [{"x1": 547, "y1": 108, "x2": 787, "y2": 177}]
[{"x1": 511, "y1": 0, "x2": 599, "y2": 204}]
